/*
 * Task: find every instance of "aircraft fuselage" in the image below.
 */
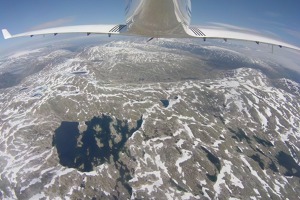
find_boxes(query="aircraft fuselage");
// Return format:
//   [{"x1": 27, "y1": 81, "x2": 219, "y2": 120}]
[{"x1": 125, "y1": 0, "x2": 191, "y2": 37}]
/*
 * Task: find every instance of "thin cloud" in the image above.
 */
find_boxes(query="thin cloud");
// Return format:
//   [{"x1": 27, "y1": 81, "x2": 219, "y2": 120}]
[
  {"x1": 284, "y1": 29, "x2": 300, "y2": 40},
  {"x1": 249, "y1": 17, "x2": 286, "y2": 28},
  {"x1": 264, "y1": 11, "x2": 282, "y2": 18},
  {"x1": 30, "y1": 17, "x2": 74, "y2": 30},
  {"x1": 260, "y1": 30, "x2": 281, "y2": 39},
  {"x1": 205, "y1": 22, "x2": 259, "y2": 33},
  {"x1": 201, "y1": 22, "x2": 283, "y2": 41}
]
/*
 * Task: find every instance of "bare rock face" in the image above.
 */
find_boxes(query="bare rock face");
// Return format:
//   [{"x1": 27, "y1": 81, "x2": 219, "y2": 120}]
[{"x1": 0, "y1": 38, "x2": 300, "y2": 200}]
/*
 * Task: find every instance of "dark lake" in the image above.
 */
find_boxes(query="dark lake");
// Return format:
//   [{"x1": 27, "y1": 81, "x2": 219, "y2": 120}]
[
  {"x1": 52, "y1": 114, "x2": 143, "y2": 172},
  {"x1": 160, "y1": 99, "x2": 169, "y2": 108}
]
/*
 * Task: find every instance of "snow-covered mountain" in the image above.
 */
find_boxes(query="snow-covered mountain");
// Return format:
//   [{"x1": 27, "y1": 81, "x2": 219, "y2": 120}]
[{"x1": 0, "y1": 39, "x2": 300, "y2": 199}]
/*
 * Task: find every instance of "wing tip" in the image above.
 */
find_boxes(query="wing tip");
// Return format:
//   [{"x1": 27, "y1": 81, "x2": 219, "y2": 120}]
[{"x1": 2, "y1": 29, "x2": 12, "y2": 39}]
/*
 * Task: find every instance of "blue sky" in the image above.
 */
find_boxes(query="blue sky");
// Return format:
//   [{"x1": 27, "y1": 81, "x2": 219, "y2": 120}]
[{"x1": 0, "y1": 0, "x2": 300, "y2": 55}]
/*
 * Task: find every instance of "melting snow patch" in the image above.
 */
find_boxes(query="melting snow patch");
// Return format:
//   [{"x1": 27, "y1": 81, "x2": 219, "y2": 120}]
[
  {"x1": 168, "y1": 95, "x2": 181, "y2": 108},
  {"x1": 280, "y1": 128, "x2": 293, "y2": 142},
  {"x1": 175, "y1": 150, "x2": 192, "y2": 175},
  {"x1": 183, "y1": 123, "x2": 194, "y2": 139},
  {"x1": 29, "y1": 192, "x2": 46, "y2": 200},
  {"x1": 176, "y1": 139, "x2": 185, "y2": 148},
  {"x1": 213, "y1": 140, "x2": 224, "y2": 148},
  {"x1": 255, "y1": 108, "x2": 268, "y2": 129},
  {"x1": 20, "y1": 178, "x2": 41, "y2": 193},
  {"x1": 214, "y1": 160, "x2": 232, "y2": 196},
  {"x1": 253, "y1": 188, "x2": 260, "y2": 195},
  {"x1": 137, "y1": 171, "x2": 163, "y2": 194},
  {"x1": 240, "y1": 156, "x2": 280, "y2": 197},
  {"x1": 181, "y1": 192, "x2": 199, "y2": 200},
  {"x1": 265, "y1": 107, "x2": 272, "y2": 117},
  {"x1": 155, "y1": 155, "x2": 170, "y2": 177},
  {"x1": 230, "y1": 173, "x2": 244, "y2": 189}
]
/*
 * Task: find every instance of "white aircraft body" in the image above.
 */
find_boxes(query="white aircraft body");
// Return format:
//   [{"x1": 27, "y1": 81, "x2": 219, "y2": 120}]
[{"x1": 2, "y1": 0, "x2": 300, "y2": 51}]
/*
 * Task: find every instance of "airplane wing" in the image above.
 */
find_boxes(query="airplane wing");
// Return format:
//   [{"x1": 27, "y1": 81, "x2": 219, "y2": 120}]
[
  {"x1": 2, "y1": 24, "x2": 128, "y2": 39},
  {"x1": 187, "y1": 26, "x2": 300, "y2": 51},
  {"x1": 3, "y1": 24, "x2": 300, "y2": 52}
]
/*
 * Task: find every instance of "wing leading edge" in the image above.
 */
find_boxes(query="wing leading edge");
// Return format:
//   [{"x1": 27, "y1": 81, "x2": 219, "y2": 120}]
[
  {"x1": 2, "y1": 24, "x2": 300, "y2": 51},
  {"x1": 1, "y1": 24, "x2": 128, "y2": 39},
  {"x1": 187, "y1": 26, "x2": 300, "y2": 51}
]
